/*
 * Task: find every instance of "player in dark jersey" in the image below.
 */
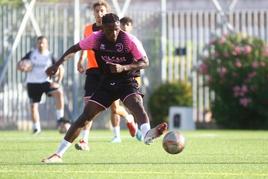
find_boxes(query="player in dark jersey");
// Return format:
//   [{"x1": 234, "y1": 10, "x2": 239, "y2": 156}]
[
  {"x1": 42, "y1": 13, "x2": 167, "y2": 163},
  {"x1": 75, "y1": 1, "x2": 139, "y2": 150}
]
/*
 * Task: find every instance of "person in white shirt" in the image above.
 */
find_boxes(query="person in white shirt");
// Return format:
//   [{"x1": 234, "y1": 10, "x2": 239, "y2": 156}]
[{"x1": 17, "y1": 36, "x2": 70, "y2": 134}]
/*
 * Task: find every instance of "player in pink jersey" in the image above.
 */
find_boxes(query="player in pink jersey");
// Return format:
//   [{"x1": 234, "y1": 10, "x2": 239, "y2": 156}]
[{"x1": 42, "y1": 13, "x2": 167, "y2": 163}]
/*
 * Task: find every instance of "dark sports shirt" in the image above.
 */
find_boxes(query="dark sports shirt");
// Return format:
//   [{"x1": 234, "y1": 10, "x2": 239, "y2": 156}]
[{"x1": 79, "y1": 30, "x2": 147, "y2": 79}]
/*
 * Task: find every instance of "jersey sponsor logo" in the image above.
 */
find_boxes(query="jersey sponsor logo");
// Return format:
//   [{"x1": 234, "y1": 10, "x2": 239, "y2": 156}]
[{"x1": 101, "y1": 55, "x2": 127, "y2": 63}]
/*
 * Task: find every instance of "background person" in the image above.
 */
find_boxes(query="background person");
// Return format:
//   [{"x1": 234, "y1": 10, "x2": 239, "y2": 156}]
[{"x1": 17, "y1": 36, "x2": 70, "y2": 134}]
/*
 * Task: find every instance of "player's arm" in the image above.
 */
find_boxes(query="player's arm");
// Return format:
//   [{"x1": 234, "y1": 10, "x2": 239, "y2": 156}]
[
  {"x1": 127, "y1": 36, "x2": 149, "y2": 71},
  {"x1": 106, "y1": 56, "x2": 149, "y2": 73},
  {"x1": 77, "y1": 26, "x2": 90, "y2": 74},
  {"x1": 107, "y1": 36, "x2": 149, "y2": 73},
  {"x1": 123, "y1": 56, "x2": 149, "y2": 71},
  {"x1": 46, "y1": 33, "x2": 96, "y2": 76},
  {"x1": 77, "y1": 50, "x2": 86, "y2": 73},
  {"x1": 46, "y1": 43, "x2": 81, "y2": 76}
]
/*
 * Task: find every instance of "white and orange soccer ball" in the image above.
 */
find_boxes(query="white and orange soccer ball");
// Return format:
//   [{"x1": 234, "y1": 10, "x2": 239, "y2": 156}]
[
  {"x1": 18, "y1": 60, "x2": 33, "y2": 72},
  {"x1": 162, "y1": 130, "x2": 185, "y2": 154}
]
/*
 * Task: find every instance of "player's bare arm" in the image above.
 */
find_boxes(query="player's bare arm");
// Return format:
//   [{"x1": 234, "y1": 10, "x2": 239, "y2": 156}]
[
  {"x1": 46, "y1": 43, "x2": 81, "y2": 76},
  {"x1": 107, "y1": 56, "x2": 149, "y2": 73},
  {"x1": 77, "y1": 50, "x2": 85, "y2": 73}
]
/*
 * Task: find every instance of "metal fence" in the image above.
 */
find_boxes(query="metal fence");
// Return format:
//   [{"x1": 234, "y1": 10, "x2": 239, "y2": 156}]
[{"x1": 1, "y1": 1, "x2": 268, "y2": 129}]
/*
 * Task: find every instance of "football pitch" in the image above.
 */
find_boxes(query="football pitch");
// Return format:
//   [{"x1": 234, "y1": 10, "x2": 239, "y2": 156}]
[{"x1": 0, "y1": 130, "x2": 267, "y2": 179}]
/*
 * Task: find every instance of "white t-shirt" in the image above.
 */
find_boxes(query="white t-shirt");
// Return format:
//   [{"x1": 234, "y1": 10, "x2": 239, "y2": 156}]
[{"x1": 22, "y1": 49, "x2": 55, "y2": 83}]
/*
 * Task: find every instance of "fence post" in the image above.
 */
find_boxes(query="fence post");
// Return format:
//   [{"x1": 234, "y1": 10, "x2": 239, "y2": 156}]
[
  {"x1": 161, "y1": 0, "x2": 167, "y2": 82},
  {"x1": 72, "y1": 0, "x2": 80, "y2": 120}
]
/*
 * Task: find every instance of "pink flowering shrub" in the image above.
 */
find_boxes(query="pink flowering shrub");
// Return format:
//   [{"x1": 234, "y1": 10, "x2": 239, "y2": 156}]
[{"x1": 199, "y1": 33, "x2": 268, "y2": 129}]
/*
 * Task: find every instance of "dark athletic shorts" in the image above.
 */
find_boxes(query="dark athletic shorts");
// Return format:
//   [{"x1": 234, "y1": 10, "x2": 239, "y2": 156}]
[
  {"x1": 90, "y1": 77, "x2": 142, "y2": 109},
  {"x1": 84, "y1": 68, "x2": 102, "y2": 97},
  {"x1": 27, "y1": 82, "x2": 58, "y2": 103}
]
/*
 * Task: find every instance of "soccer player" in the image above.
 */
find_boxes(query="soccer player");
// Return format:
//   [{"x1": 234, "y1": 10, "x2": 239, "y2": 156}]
[
  {"x1": 120, "y1": 16, "x2": 133, "y2": 33},
  {"x1": 103, "y1": 16, "x2": 144, "y2": 140},
  {"x1": 75, "y1": 1, "x2": 138, "y2": 150},
  {"x1": 42, "y1": 13, "x2": 168, "y2": 163},
  {"x1": 120, "y1": 16, "x2": 142, "y2": 85},
  {"x1": 17, "y1": 36, "x2": 70, "y2": 134}
]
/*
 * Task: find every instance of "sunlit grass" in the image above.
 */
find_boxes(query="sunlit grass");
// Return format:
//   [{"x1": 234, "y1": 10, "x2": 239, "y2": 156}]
[{"x1": 0, "y1": 130, "x2": 267, "y2": 179}]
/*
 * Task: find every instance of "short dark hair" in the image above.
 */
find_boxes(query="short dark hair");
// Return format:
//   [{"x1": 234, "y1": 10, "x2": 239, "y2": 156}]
[
  {"x1": 120, "y1": 17, "x2": 133, "y2": 25},
  {"x1": 102, "y1": 13, "x2": 119, "y2": 25},
  {"x1": 37, "y1": 36, "x2": 47, "y2": 41}
]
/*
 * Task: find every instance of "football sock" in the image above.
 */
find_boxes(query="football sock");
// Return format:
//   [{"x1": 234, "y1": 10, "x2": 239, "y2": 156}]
[
  {"x1": 33, "y1": 121, "x2": 41, "y2": 131},
  {"x1": 56, "y1": 109, "x2": 64, "y2": 120},
  {"x1": 113, "y1": 126, "x2": 120, "y2": 138},
  {"x1": 55, "y1": 139, "x2": 72, "y2": 157},
  {"x1": 140, "y1": 123, "x2": 151, "y2": 138},
  {"x1": 81, "y1": 130, "x2": 89, "y2": 142}
]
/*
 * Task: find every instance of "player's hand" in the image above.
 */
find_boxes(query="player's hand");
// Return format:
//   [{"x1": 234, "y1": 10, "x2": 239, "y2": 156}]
[
  {"x1": 106, "y1": 62, "x2": 124, "y2": 73},
  {"x1": 46, "y1": 65, "x2": 59, "y2": 77},
  {"x1": 77, "y1": 62, "x2": 85, "y2": 73}
]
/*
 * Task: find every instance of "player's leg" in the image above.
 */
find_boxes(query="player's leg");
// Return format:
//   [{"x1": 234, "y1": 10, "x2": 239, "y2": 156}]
[
  {"x1": 42, "y1": 100, "x2": 105, "y2": 163},
  {"x1": 76, "y1": 70, "x2": 100, "y2": 150},
  {"x1": 27, "y1": 83, "x2": 43, "y2": 134},
  {"x1": 123, "y1": 94, "x2": 167, "y2": 145},
  {"x1": 112, "y1": 99, "x2": 138, "y2": 138},
  {"x1": 47, "y1": 82, "x2": 70, "y2": 133},
  {"x1": 110, "y1": 101, "x2": 121, "y2": 143},
  {"x1": 75, "y1": 96, "x2": 92, "y2": 151},
  {"x1": 30, "y1": 103, "x2": 41, "y2": 134}
]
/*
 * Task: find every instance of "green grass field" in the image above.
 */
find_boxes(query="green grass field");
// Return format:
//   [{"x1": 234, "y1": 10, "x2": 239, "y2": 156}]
[{"x1": 0, "y1": 130, "x2": 267, "y2": 179}]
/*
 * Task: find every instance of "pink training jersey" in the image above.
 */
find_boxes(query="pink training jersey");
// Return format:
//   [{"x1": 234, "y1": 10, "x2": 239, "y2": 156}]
[{"x1": 79, "y1": 30, "x2": 147, "y2": 78}]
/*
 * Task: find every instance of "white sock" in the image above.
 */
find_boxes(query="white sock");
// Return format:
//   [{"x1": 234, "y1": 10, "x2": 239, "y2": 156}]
[
  {"x1": 55, "y1": 139, "x2": 72, "y2": 157},
  {"x1": 113, "y1": 126, "x2": 120, "y2": 138},
  {"x1": 125, "y1": 114, "x2": 134, "y2": 123},
  {"x1": 81, "y1": 130, "x2": 89, "y2": 142},
  {"x1": 140, "y1": 123, "x2": 151, "y2": 138},
  {"x1": 56, "y1": 109, "x2": 64, "y2": 120},
  {"x1": 33, "y1": 121, "x2": 41, "y2": 131}
]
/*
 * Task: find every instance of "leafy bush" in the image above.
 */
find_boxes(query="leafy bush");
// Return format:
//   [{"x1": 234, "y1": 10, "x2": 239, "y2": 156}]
[
  {"x1": 198, "y1": 33, "x2": 268, "y2": 129},
  {"x1": 148, "y1": 81, "x2": 192, "y2": 127}
]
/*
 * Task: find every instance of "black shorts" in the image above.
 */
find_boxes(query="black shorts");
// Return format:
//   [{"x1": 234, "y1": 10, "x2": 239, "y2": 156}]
[
  {"x1": 90, "y1": 77, "x2": 143, "y2": 109},
  {"x1": 84, "y1": 68, "x2": 102, "y2": 97},
  {"x1": 27, "y1": 82, "x2": 58, "y2": 103}
]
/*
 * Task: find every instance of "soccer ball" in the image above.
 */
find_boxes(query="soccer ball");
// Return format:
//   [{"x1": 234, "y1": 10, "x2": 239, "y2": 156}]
[
  {"x1": 18, "y1": 60, "x2": 33, "y2": 72},
  {"x1": 162, "y1": 130, "x2": 185, "y2": 154}
]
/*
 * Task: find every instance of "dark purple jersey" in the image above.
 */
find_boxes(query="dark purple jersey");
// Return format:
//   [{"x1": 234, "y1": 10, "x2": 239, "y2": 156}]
[{"x1": 79, "y1": 30, "x2": 147, "y2": 79}]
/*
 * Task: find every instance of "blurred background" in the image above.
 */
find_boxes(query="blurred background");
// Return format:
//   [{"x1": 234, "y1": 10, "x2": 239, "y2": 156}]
[{"x1": 1, "y1": 0, "x2": 268, "y2": 130}]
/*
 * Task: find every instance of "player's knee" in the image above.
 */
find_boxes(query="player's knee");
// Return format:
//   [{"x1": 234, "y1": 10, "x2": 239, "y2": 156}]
[
  {"x1": 51, "y1": 90, "x2": 61, "y2": 98},
  {"x1": 56, "y1": 89, "x2": 63, "y2": 97},
  {"x1": 111, "y1": 105, "x2": 118, "y2": 114}
]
